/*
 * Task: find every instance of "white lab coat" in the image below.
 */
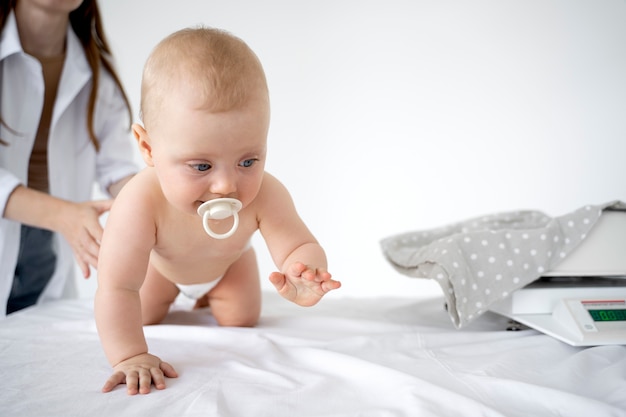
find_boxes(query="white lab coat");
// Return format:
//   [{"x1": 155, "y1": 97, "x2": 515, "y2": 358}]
[{"x1": 0, "y1": 12, "x2": 138, "y2": 317}]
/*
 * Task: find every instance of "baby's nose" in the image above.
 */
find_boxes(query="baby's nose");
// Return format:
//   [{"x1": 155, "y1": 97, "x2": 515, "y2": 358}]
[{"x1": 209, "y1": 170, "x2": 237, "y2": 195}]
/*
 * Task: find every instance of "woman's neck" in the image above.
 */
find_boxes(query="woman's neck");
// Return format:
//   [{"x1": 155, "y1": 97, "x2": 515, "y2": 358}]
[{"x1": 14, "y1": 3, "x2": 69, "y2": 57}]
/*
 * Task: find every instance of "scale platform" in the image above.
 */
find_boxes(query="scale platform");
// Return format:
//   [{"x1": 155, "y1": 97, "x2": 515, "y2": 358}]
[
  {"x1": 490, "y1": 276, "x2": 626, "y2": 346},
  {"x1": 489, "y1": 208, "x2": 626, "y2": 346}
]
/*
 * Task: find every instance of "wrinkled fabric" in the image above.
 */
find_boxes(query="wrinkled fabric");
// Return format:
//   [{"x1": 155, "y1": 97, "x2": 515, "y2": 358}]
[
  {"x1": 1, "y1": 294, "x2": 625, "y2": 416},
  {"x1": 381, "y1": 201, "x2": 625, "y2": 327}
]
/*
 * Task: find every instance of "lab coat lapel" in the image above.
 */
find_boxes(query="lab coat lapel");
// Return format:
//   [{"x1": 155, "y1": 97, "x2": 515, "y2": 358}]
[
  {"x1": 0, "y1": 12, "x2": 22, "y2": 60},
  {"x1": 52, "y1": 27, "x2": 91, "y2": 128}
]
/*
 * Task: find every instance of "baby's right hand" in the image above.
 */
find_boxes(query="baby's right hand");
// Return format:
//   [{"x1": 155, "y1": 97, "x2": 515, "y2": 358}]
[{"x1": 102, "y1": 353, "x2": 178, "y2": 395}]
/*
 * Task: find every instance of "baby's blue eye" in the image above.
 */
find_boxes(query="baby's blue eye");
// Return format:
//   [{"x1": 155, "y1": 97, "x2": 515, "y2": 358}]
[
  {"x1": 240, "y1": 159, "x2": 257, "y2": 168},
  {"x1": 193, "y1": 163, "x2": 211, "y2": 172}
]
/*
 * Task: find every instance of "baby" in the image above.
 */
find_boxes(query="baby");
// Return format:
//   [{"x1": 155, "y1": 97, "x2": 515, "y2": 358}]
[{"x1": 94, "y1": 27, "x2": 341, "y2": 395}]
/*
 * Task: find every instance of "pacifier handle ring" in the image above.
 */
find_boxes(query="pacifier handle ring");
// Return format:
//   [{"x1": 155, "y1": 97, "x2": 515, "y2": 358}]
[
  {"x1": 197, "y1": 198, "x2": 242, "y2": 239},
  {"x1": 202, "y1": 210, "x2": 239, "y2": 239}
]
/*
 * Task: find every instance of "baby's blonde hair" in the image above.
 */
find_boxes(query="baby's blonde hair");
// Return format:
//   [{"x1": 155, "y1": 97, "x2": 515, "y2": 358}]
[{"x1": 140, "y1": 27, "x2": 268, "y2": 129}]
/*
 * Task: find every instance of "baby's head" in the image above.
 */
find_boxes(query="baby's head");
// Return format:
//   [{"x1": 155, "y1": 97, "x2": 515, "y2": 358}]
[
  {"x1": 134, "y1": 27, "x2": 270, "y2": 218},
  {"x1": 140, "y1": 27, "x2": 269, "y2": 130}
]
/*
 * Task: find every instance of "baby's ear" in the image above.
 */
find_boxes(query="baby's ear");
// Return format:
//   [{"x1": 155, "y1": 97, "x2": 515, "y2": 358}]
[{"x1": 132, "y1": 123, "x2": 154, "y2": 166}]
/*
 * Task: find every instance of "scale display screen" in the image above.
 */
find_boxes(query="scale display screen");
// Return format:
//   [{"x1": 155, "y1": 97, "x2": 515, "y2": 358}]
[{"x1": 588, "y1": 309, "x2": 626, "y2": 322}]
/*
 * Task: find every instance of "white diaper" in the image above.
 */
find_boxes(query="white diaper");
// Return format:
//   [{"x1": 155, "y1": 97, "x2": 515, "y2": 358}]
[
  {"x1": 176, "y1": 276, "x2": 223, "y2": 300},
  {"x1": 175, "y1": 242, "x2": 252, "y2": 300}
]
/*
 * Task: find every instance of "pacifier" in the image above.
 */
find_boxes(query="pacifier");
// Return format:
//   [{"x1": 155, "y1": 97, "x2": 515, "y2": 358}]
[{"x1": 197, "y1": 198, "x2": 243, "y2": 239}]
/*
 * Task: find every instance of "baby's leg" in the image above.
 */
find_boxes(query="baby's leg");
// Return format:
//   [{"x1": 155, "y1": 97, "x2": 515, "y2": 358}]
[
  {"x1": 208, "y1": 246, "x2": 261, "y2": 327},
  {"x1": 139, "y1": 263, "x2": 179, "y2": 325}
]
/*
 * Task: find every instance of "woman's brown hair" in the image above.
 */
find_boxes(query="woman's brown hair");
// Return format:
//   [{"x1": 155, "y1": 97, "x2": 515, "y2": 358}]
[{"x1": 0, "y1": 0, "x2": 132, "y2": 151}]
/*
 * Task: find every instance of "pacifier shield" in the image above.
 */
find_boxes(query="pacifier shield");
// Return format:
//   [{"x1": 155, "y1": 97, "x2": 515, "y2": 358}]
[{"x1": 197, "y1": 198, "x2": 242, "y2": 239}]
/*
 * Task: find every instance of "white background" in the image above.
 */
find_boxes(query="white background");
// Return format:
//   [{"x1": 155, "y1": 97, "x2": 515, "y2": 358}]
[{"x1": 79, "y1": 0, "x2": 626, "y2": 300}]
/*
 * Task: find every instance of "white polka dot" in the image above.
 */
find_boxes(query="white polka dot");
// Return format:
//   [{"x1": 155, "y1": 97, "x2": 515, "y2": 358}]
[
  {"x1": 485, "y1": 288, "x2": 491, "y2": 295},
  {"x1": 488, "y1": 256, "x2": 496, "y2": 263},
  {"x1": 540, "y1": 234, "x2": 546, "y2": 240},
  {"x1": 477, "y1": 271, "x2": 484, "y2": 278},
  {"x1": 513, "y1": 277, "x2": 520, "y2": 284},
  {"x1": 514, "y1": 248, "x2": 520, "y2": 254},
  {"x1": 538, "y1": 266, "x2": 545, "y2": 273},
  {"x1": 581, "y1": 233, "x2": 586, "y2": 240},
  {"x1": 462, "y1": 297, "x2": 468, "y2": 304},
  {"x1": 502, "y1": 291, "x2": 509, "y2": 297},
  {"x1": 436, "y1": 273, "x2": 444, "y2": 280},
  {"x1": 442, "y1": 249, "x2": 448, "y2": 255},
  {"x1": 461, "y1": 278, "x2": 466, "y2": 286},
  {"x1": 583, "y1": 218, "x2": 589, "y2": 224},
  {"x1": 523, "y1": 263, "x2": 529, "y2": 270},
  {"x1": 505, "y1": 233, "x2": 512, "y2": 239},
  {"x1": 560, "y1": 252, "x2": 566, "y2": 258},
  {"x1": 464, "y1": 237, "x2": 471, "y2": 243},
  {"x1": 470, "y1": 253, "x2": 478, "y2": 260},
  {"x1": 530, "y1": 249, "x2": 537, "y2": 256},
  {"x1": 499, "y1": 243, "x2": 505, "y2": 249},
  {"x1": 481, "y1": 240, "x2": 489, "y2": 246},
  {"x1": 554, "y1": 236, "x2": 560, "y2": 242},
  {"x1": 568, "y1": 220, "x2": 574, "y2": 227},
  {"x1": 507, "y1": 260, "x2": 513, "y2": 267},
  {"x1": 496, "y1": 274, "x2": 502, "y2": 280},
  {"x1": 522, "y1": 233, "x2": 529, "y2": 239},
  {"x1": 476, "y1": 302, "x2": 483, "y2": 308},
  {"x1": 453, "y1": 262, "x2": 459, "y2": 268},
  {"x1": 472, "y1": 284, "x2": 478, "y2": 290}
]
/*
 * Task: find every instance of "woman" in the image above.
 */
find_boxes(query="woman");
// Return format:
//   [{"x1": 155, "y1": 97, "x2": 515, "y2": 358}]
[{"x1": 0, "y1": 0, "x2": 137, "y2": 315}]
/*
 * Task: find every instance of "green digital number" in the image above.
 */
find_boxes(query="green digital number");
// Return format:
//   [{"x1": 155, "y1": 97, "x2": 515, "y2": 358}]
[{"x1": 589, "y1": 309, "x2": 626, "y2": 322}]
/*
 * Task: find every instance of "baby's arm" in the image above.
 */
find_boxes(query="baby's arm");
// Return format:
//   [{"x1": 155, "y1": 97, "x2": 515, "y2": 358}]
[
  {"x1": 94, "y1": 178, "x2": 177, "y2": 394},
  {"x1": 258, "y1": 174, "x2": 341, "y2": 306}
]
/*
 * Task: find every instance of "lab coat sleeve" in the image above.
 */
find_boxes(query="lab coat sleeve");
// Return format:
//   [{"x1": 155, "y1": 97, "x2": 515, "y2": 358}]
[
  {"x1": 92, "y1": 71, "x2": 139, "y2": 197},
  {"x1": 0, "y1": 167, "x2": 22, "y2": 217}
]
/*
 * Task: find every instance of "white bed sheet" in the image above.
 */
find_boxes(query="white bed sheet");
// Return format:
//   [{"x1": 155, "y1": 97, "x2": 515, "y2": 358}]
[{"x1": 1, "y1": 292, "x2": 624, "y2": 417}]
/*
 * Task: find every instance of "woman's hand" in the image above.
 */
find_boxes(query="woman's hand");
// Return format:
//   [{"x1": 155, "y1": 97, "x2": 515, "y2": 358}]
[
  {"x1": 56, "y1": 199, "x2": 114, "y2": 278},
  {"x1": 3, "y1": 186, "x2": 115, "y2": 277}
]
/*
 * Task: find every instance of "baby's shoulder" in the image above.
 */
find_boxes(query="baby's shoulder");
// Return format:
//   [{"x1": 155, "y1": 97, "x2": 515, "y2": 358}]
[
  {"x1": 114, "y1": 168, "x2": 163, "y2": 209},
  {"x1": 120, "y1": 168, "x2": 159, "y2": 192},
  {"x1": 256, "y1": 172, "x2": 290, "y2": 200},
  {"x1": 259, "y1": 171, "x2": 289, "y2": 192},
  {"x1": 252, "y1": 172, "x2": 294, "y2": 213}
]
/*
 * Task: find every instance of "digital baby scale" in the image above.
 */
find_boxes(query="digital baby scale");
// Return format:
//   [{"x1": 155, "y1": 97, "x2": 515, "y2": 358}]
[{"x1": 489, "y1": 209, "x2": 626, "y2": 346}]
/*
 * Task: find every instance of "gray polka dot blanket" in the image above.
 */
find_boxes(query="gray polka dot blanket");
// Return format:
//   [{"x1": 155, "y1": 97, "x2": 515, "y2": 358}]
[{"x1": 381, "y1": 200, "x2": 625, "y2": 328}]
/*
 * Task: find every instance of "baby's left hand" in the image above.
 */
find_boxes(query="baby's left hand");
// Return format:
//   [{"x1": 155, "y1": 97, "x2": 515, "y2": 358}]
[{"x1": 269, "y1": 262, "x2": 341, "y2": 306}]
